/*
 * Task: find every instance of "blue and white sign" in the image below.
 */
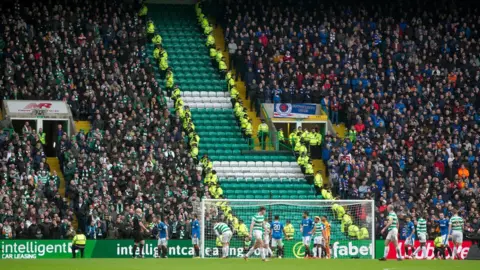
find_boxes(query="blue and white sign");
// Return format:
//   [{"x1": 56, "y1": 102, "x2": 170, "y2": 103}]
[{"x1": 273, "y1": 103, "x2": 317, "y2": 118}]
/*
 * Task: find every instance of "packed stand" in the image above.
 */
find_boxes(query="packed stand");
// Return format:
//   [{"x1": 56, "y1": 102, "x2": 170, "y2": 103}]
[
  {"x1": 207, "y1": 0, "x2": 480, "y2": 238},
  {"x1": 0, "y1": 0, "x2": 204, "y2": 240}
]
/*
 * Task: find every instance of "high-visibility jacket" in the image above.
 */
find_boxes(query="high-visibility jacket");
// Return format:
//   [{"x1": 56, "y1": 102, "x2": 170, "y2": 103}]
[
  {"x1": 159, "y1": 58, "x2": 168, "y2": 71},
  {"x1": 195, "y1": 3, "x2": 202, "y2": 16},
  {"x1": 166, "y1": 74, "x2": 174, "y2": 88},
  {"x1": 294, "y1": 141, "x2": 302, "y2": 152},
  {"x1": 301, "y1": 130, "x2": 310, "y2": 143},
  {"x1": 298, "y1": 144, "x2": 307, "y2": 155},
  {"x1": 139, "y1": 5, "x2": 148, "y2": 16},
  {"x1": 234, "y1": 103, "x2": 243, "y2": 117},
  {"x1": 216, "y1": 50, "x2": 223, "y2": 62},
  {"x1": 348, "y1": 225, "x2": 359, "y2": 238},
  {"x1": 322, "y1": 189, "x2": 333, "y2": 199},
  {"x1": 316, "y1": 132, "x2": 322, "y2": 145},
  {"x1": 245, "y1": 122, "x2": 252, "y2": 136},
  {"x1": 258, "y1": 123, "x2": 269, "y2": 133},
  {"x1": 159, "y1": 49, "x2": 168, "y2": 60},
  {"x1": 284, "y1": 224, "x2": 295, "y2": 239},
  {"x1": 238, "y1": 223, "x2": 249, "y2": 237},
  {"x1": 358, "y1": 227, "x2": 369, "y2": 239},
  {"x1": 308, "y1": 132, "x2": 317, "y2": 145},
  {"x1": 228, "y1": 78, "x2": 235, "y2": 90},
  {"x1": 297, "y1": 155, "x2": 306, "y2": 166},
  {"x1": 289, "y1": 131, "x2": 297, "y2": 145},
  {"x1": 39, "y1": 132, "x2": 46, "y2": 144},
  {"x1": 204, "y1": 25, "x2": 212, "y2": 35},
  {"x1": 152, "y1": 34, "x2": 162, "y2": 45},
  {"x1": 153, "y1": 48, "x2": 160, "y2": 59},
  {"x1": 72, "y1": 233, "x2": 86, "y2": 245},
  {"x1": 206, "y1": 34, "x2": 215, "y2": 46},
  {"x1": 230, "y1": 87, "x2": 239, "y2": 99},
  {"x1": 147, "y1": 22, "x2": 155, "y2": 34},
  {"x1": 210, "y1": 48, "x2": 217, "y2": 58},
  {"x1": 314, "y1": 172, "x2": 323, "y2": 187},
  {"x1": 240, "y1": 117, "x2": 248, "y2": 129},
  {"x1": 172, "y1": 87, "x2": 181, "y2": 100},
  {"x1": 305, "y1": 163, "x2": 314, "y2": 174},
  {"x1": 434, "y1": 236, "x2": 443, "y2": 247},
  {"x1": 226, "y1": 71, "x2": 232, "y2": 81},
  {"x1": 200, "y1": 156, "x2": 208, "y2": 167},
  {"x1": 341, "y1": 214, "x2": 352, "y2": 232},
  {"x1": 278, "y1": 130, "x2": 285, "y2": 142},
  {"x1": 348, "y1": 129, "x2": 357, "y2": 142},
  {"x1": 219, "y1": 60, "x2": 227, "y2": 71},
  {"x1": 201, "y1": 18, "x2": 209, "y2": 29},
  {"x1": 191, "y1": 146, "x2": 198, "y2": 158},
  {"x1": 332, "y1": 204, "x2": 345, "y2": 219},
  {"x1": 175, "y1": 98, "x2": 184, "y2": 109}
]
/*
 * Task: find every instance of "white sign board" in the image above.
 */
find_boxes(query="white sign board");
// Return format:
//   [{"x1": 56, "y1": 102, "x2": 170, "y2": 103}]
[{"x1": 4, "y1": 101, "x2": 70, "y2": 115}]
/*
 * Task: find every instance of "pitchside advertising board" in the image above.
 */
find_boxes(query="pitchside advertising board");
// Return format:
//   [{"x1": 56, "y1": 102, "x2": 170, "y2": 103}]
[
  {"x1": 373, "y1": 240, "x2": 473, "y2": 259},
  {"x1": 0, "y1": 240, "x2": 373, "y2": 259},
  {"x1": 2, "y1": 239, "x2": 472, "y2": 259}
]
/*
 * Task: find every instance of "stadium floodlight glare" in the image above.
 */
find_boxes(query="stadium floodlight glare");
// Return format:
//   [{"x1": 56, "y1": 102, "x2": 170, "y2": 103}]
[{"x1": 200, "y1": 199, "x2": 375, "y2": 259}]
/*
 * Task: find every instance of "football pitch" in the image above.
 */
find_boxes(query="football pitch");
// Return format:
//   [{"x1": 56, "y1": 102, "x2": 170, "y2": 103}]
[{"x1": 2, "y1": 258, "x2": 479, "y2": 270}]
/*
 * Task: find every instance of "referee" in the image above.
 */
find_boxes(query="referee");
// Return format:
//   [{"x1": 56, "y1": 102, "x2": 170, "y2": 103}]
[
  {"x1": 132, "y1": 208, "x2": 148, "y2": 258},
  {"x1": 72, "y1": 229, "x2": 87, "y2": 258}
]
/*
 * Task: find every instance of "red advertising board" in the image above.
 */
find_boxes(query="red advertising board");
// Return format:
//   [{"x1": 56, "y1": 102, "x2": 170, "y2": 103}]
[{"x1": 382, "y1": 240, "x2": 472, "y2": 259}]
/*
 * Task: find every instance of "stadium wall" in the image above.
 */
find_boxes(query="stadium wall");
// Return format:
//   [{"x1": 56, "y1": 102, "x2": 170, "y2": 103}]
[{"x1": 0, "y1": 240, "x2": 472, "y2": 259}]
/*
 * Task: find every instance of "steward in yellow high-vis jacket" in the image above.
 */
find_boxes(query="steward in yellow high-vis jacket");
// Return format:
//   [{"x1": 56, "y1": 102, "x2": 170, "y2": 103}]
[{"x1": 72, "y1": 229, "x2": 87, "y2": 258}]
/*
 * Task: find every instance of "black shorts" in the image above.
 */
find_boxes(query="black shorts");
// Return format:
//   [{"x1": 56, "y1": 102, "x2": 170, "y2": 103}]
[{"x1": 133, "y1": 231, "x2": 144, "y2": 243}]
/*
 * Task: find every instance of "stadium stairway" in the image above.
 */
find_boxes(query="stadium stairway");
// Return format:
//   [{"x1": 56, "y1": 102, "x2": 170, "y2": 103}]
[
  {"x1": 75, "y1": 121, "x2": 91, "y2": 134},
  {"x1": 148, "y1": 4, "x2": 318, "y2": 200},
  {"x1": 46, "y1": 157, "x2": 78, "y2": 229},
  {"x1": 310, "y1": 123, "x2": 346, "y2": 188},
  {"x1": 212, "y1": 25, "x2": 270, "y2": 151},
  {"x1": 333, "y1": 123, "x2": 347, "y2": 139}
]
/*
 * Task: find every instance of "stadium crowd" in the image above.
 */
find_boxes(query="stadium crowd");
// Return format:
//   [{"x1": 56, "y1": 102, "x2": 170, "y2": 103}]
[
  {"x1": 1, "y1": 0, "x2": 480, "y2": 242},
  {"x1": 208, "y1": 0, "x2": 480, "y2": 238},
  {"x1": 0, "y1": 0, "x2": 205, "y2": 240}
]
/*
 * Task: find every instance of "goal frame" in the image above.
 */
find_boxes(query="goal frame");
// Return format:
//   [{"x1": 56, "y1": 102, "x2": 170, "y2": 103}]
[{"x1": 200, "y1": 199, "x2": 375, "y2": 259}]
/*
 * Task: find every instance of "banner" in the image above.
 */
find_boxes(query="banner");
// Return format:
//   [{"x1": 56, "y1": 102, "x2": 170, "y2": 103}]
[
  {"x1": 374, "y1": 240, "x2": 473, "y2": 259},
  {"x1": 1, "y1": 239, "x2": 373, "y2": 259},
  {"x1": 0, "y1": 240, "x2": 193, "y2": 259},
  {"x1": 4, "y1": 100, "x2": 70, "y2": 115},
  {"x1": 204, "y1": 239, "x2": 373, "y2": 259},
  {"x1": 273, "y1": 103, "x2": 317, "y2": 118}
]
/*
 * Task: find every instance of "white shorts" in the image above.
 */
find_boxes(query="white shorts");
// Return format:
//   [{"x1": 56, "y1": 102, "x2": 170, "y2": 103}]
[
  {"x1": 253, "y1": 230, "x2": 263, "y2": 241},
  {"x1": 192, "y1": 237, "x2": 199, "y2": 245},
  {"x1": 452, "y1": 231, "x2": 463, "y2": 243},
  {"x1": 271, "y1": 238, "x2": 283, "y2": 247},
  {"x1": 263, "y1": 236, "x2": 270, "y2": 245},
  {"x1": 418, "y1": 232, "x2": 427, "y2": 243},
  {"x1": 405, "y1": 237, "x2": 415, "y2": 246},
  {"x1": 158, "y1": 238, "x2": 168, "y2": 246},
  {"x1": 441, "y1": 234, "x2": 449, "y2": 245},
  {"x1": 302, "y1": 236, "x2": 311, "y2": 245},
  {"x1": 314, "y1": 236, "x2": 324, "y2": 245},
  {"x1": 221, "y1": 231, "x2": 232, "y2": 244},
  {"x1": 386, "y1": 229, "x2": 398, "y2": 241}
]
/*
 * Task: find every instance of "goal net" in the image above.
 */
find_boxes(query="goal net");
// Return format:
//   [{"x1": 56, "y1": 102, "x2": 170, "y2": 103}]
[{"x1": 200, "y1": 199, "x2": 374, "y2": 259}]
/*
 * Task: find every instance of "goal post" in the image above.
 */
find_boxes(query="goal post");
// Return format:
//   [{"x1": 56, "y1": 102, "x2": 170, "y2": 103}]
[{"x1": 200, "y1": 199, "x2": 375, "y2": 259}]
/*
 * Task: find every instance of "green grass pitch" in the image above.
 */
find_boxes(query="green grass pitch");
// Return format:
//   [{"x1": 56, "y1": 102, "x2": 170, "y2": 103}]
[{"x1": 2, "y1": 258, "x2": 479, "y2": 270}]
